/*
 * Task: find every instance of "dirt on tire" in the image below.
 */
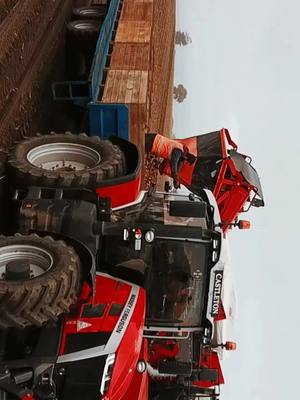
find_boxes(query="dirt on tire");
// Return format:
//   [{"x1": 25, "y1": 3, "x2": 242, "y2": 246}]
[
  {"x1": 7, "y1": 132, "x2": 126, "y2": 189},
  {"x1": 0, "y1": 234, "x2": 81, "y2": 329}
]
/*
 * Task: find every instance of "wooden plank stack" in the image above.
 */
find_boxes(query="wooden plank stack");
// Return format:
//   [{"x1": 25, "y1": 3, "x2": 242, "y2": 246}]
[
  {"x1": 100, "y1": 0, "x2": 154, "y2": 149},
  {"x1": 110, "y1": 43, "x2": 150, "y2": 70}
]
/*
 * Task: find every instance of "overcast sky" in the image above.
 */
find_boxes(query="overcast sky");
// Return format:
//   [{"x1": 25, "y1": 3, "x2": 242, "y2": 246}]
[{"x1": 174, "y1": 1, "x2": 300, "y2": 399}]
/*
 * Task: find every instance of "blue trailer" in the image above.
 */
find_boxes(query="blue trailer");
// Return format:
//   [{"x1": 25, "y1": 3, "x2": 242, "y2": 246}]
[{"x1": 52, "y1": 0, "x2": 129, "y2": 141}]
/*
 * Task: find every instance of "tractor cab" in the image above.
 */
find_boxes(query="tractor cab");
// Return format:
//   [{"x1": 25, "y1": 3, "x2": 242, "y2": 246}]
[
  {"x1": 101, "y1": 188, "x2": 226, "y2": 333},
  {"x1": 162, "y1": 128, "x2": 264, "y2": 232},
  {"x1": 98, "y1": 188, "x2": 230, "y2": 398}
]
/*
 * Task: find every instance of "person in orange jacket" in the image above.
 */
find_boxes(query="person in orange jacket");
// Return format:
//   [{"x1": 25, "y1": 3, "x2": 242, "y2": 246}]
[{"x1": 145, "y1": 133, "x2": 196, "y2": 188}]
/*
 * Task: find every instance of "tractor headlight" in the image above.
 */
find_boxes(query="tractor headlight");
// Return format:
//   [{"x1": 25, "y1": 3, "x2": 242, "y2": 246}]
[
  {"x1": 145, "y1": 230, "x2": 154, "y2": 243},
  {"x1": 136, "y1": 360, "x2": 147, "y2": 373},
  {"x1": 100, "y1": 353, "x2": 115, "y2": 395}
]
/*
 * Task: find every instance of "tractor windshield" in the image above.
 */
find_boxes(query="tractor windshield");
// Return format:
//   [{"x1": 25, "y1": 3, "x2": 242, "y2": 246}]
[
  {"x1": 102, "y1": 192, "x2": 219, "y2": 327},
  {"x1": 146, "y1": 239, "x2": 210, "y2": 327},
  {"x1": 101, "y1": 233, "x2": 212, "y2": 328}
]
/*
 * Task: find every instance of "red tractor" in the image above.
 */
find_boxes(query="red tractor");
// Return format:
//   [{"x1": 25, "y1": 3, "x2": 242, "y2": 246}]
[
  {"x1": 159, "y1": 128, "x2": 264, "y2": 232},
  {"x1": 0, "y1": 134, "x2": 234, "y2": 399}
]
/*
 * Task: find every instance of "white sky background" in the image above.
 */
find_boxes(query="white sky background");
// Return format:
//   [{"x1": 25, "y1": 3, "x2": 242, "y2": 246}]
[{"x1": 174, "y1": 1, "x2": 300, "y2": 399}]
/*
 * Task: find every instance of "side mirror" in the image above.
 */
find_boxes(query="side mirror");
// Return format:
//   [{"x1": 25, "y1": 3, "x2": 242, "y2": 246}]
[
  {"x1": 169, "y1": 200, "x2": 207, "y2": 218},
  {"x1": 251, "y1": 197, "x2": 264, "y2": 207}
]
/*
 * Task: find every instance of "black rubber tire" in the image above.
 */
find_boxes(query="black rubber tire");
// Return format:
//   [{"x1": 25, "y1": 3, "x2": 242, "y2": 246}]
[
  {"x1": 0, "y1": 150, "x2": 6, "y2": 176},
  {"x1": 0, "y1": 234, "x2": 81, "y2": 329},
  {"x1": 7, "y1": 132, "x2": 126, "y2": 189},
  {"x1": 66, "y1": 19, "x2": 102, "y2": 79},
  {"x1": 0, "y1": 151, "x2": 7, "y2": 234},
  {"x1": 67, "y1": 19, "x2": 102, "y2": 52},
  {"x1": 72, "y1": 6, "x2": 107, "y2": 20},
  {"x1": 66, "y1": 47, "x2": 88, "y2": 80}
]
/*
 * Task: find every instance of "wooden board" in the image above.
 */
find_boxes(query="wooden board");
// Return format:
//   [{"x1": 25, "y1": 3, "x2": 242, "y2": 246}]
[
  {"x1": 120, "y1": 2, "x2": 153, "y2": 22},
  {"x1": 116, "y1": 21, "x2": 151, "y2": 43},
  {"x1": 110, "y1": 43, "x2": 150, "y2": 70},
  {"x1": 102, "y1": 69, "x2": 148, "y2": 104},
  {"x1": 129, "y1": 103, "x2": 147, "y2": 151}
]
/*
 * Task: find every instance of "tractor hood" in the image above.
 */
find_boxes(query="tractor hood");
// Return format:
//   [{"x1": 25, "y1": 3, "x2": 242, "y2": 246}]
[{"x1": 53, "y1": 274, "x2": 146, "y2": 400}]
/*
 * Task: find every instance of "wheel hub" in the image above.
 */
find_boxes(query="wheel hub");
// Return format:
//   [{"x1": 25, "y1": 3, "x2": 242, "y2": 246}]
[
  {"x1": 5, "y1": 260, "x2": 30, "y2": 281},
  {"x1": 26, "y1": 142, "x2": 101, "y2": 171},
  {"x1": 0, "y1": 244, "x2": 53, "y2": 281}
]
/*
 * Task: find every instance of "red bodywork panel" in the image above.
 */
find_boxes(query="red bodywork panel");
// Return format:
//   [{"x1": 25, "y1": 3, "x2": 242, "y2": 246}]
[
  {"x1": 107, "y1": 288, "x2": 146, "y2": 400},
  {"x1": 96, "y1": 174, "x2": 141, "y2": 208},
  {"x1": 59, "y1": 274, "x2": 146, "y2": 400},
  {"x1": 149, "y1": 340, "x2": 180, "y2": 368},
  {"x1": 60, "y1": 276, "x2": 133, "y2": 351},
  {"x1": 214, "y1": 301, "x2": 227, "y2": 321},
  {"x1": 212, "y1": 156, "x2": 253, "y2": 232},
  {"x1": 96, "y1": 136, "x2": 142, "y2": 208},
  {"x1": 119, "y1": 339, "x2": 149, "y2": 400},
  {"x1": 162, "y1": 128, "x2": 260, "y2": 232},
  {"x1": 194, "y1": 350, "x2": 225, "y2": 388}
]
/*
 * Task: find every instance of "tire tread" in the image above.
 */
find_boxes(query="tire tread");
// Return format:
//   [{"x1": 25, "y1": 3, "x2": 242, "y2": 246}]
[
  {"x1": 7, "y1": 132, "x2": 126, "y2": 189},
  {"x1": 0, "y1": 234, "x2": 81, "y2": 329}
]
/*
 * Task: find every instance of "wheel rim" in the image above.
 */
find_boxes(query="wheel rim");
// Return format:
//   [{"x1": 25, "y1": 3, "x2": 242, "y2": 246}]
[
  {"x1": 73, "y1": 21, "x2": 99, "y2": 30},
  {"x1": 0, "y1": 245, "x2": 53, "y2": 280},
  {"x1": 80, "y1": 9, "x2": 104, "y2": 16},
  {"x1": 27, "y1": 142, "x2": 101, "y2": 171}
]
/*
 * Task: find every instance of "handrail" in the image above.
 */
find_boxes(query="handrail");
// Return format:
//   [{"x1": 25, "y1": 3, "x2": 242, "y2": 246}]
[{"x1": 90, "y1": 0, "x2": 121, "y2": 102}]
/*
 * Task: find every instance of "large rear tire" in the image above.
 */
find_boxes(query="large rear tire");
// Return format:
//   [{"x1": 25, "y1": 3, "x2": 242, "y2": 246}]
[
  {"x1": 0, "y1": 151, "x2": 7, "y2": 234},
  {"x1": 0, "y1": 234, "x2": 81, "y2": 329},
  {"x1": 7, "y1": 132, "x2": 126, "y2": 189}
]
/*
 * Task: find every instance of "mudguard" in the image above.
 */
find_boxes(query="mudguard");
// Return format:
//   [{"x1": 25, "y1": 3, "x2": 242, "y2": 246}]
[{"x1": 96, "y1": 137, "x2": 142, "y2": 208}]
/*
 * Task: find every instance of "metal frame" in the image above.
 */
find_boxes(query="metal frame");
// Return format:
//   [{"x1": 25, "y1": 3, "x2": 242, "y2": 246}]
[
  {"x1": 51, "y1": 81, "x2": 92, "y2": 102},
  {"x1": 144, "y1": 327, "x2": 201, "y2": 340},
  {"x1": 52, "y1": 0, "x2": 121, "y2": 102}
]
